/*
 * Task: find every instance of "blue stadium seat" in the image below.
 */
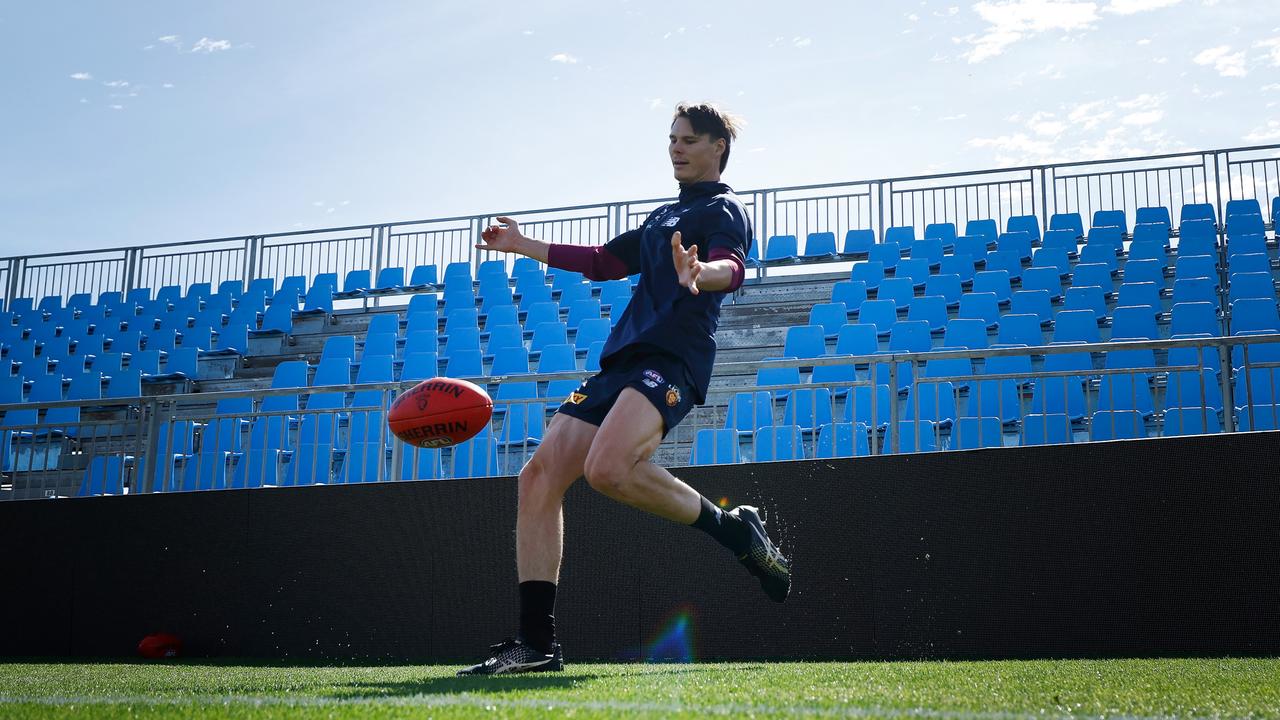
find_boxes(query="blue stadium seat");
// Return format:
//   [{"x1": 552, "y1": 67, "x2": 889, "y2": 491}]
[
  {"x1": 519, "y1": 284, "x2": 554, "y2": 312},
  {"x1": 803, "y1": 231, "x2": 837, "y2": 259},
  {"x1": 356, "y1": 354, "x2": 394, "y2": 384},
  {"x1": 952, "y1": 416, "x2": 1003, "y2": 449},
  {"x1": 1090, "y1": 410, "x2": 1146, "y2": 440},
  {"x1": 995, "y1": 314, "x2": 1042, "y2": 347},
  {"x1": 537, "y1": 343, "x2": 576, "y2": 373},
  {"x1": 448, "y1": 434, "x2": 501, "y2": 478},
  {"x1": 373, "y1": 267, "x2": 405, "y2": 293},
  {"x1": 1020, "y1": 267, "x2": 1063, "y2": 302},
  {"x1": 690, "y1": 428, "x2": 741, "y2": 465},
  {"x1": 842, "y1": 229, "x2": 875, "y2": 255},
  {"x1": 941, "y1": 318, "x2": 988, "y2": 349},
  {"x1": 1165, "y1": 368, "x2": 1223, "y2": 413},
  {"x1": 725, "y1": 391, "x2": 773, "y2": 436},
  {"x1": 1174, "y1": 255, "x2": 1218, "y2": 284},
  {"x1": 1087, "y1": 226, "x2": 1124, "y2": 256},
  {"x1": 340, "y1": 413, "x2": 385, "y2": 484},
  {"x1": 443, "y1": 327, "x2": 482, "y2": 358},
  {"x1": 753, "y1": 424, "x2": 805, "y2": 461},
  {"x1": 1031, "y1": 247, "x2": 1071, "y2": 277},
  {"x1": 1136, "y1": 206, "x2": 1171, "y2": 228},
  {"x1": 909, "y1": 238, "x2": 944, "y2": 268},
  {"x1": 939, "y1": 254, "x2": 976, "y2": 284},
  {"x1": 1079, "y1": 243, "x2": 1119, "y2": 273},
  {"x1": 479, "y1": 283, "x2": 514, "y2": 314},
  {"x1": 405, "y1": 312, "x2": 439, "y2": 340},
  {"x1": 486, "y1": 324, "x2": 525, "y2": 357},
  {"x1": 850, "y1": 261, "x2": 885, "y2": 291},
  {"x1": 834, "y1": 322, "x2": 878, "y2": 358},
  {"x1": 924, "y1": 223, "x2": 956, "y2": 248},
  {"x1": 1181, "y1": 202, "x2": 1217, "y2": 226},
  {"x1": 403, "y1": 330, "x2": 438, "y2": 358},
  {"x1": 443, "y1": 261, "x2": 473, "y2": 285},
  {"x1": 781, "y1": 387, "x2": 834, "y2": 433},
  {"x1": 884, "y1": 226, "x2": 915, "y2": 245},
  {"x1": 78, "y1": 455, "x2": 128, "y2": 497},
  {"x1": 894, "y1": 420, "x2": 938, "y2": 453},
  {"x1": 1226, "y1": 214, "x2": 1265, "y2": 238},
  {"x1": 1229, "y1": 272, "x2": 1276, "y2": 305},
  {"x1": 997, "y1": 231, "x2": 1033, "y2": 261},
  {"x1": 1063, "y1": 286, "x2": 1108, "y2": 321},
  {"x1": 1162, "y1": 407, "x2": 1221, "y2": 436},
  {"x1": 782, "y1": 325, "x2": 826, "y2": 360},
  {"x1": 764, "y1": 235, "x2": 799, "y2": 262},
  {"x1": 496, "y1": 382, "x2": 544, "y2": 447},
  {"x1": 965, "y1": 219, "x2": 998, "y2": 244},
  {"x1": 1006, "y1": 215, "x2": 1041, "y2": 242},
  {"x1": 856, "y1": 299, "x2": 897, "y2": 337},
  {"x1": 958, "y1": 292, "x2": 1001, "y2": 330},
  {"x1": 809, "y1": 302, "x2": 849, "y2": 339},
  {"x1": 1226, "y1": 234, "x2": 1268, "y2": 259},
  {"x1": 904, "y1": 381, "x2": 956, "y2": 426},
  {"x1": 584, "y1": 340, "x2": 605, "y2": 371},
  {"x1": 1010, "y1": 290, "x2": 1053, "y2": 326},
  {"x1": 1092, "y1": 209, "x2": 1127, "y2": 233},
  {"x1": 1121, "y1": 259, "x2": 1161, "y2": 287},
  {"x1": 1111, "y1": 305, "x2": 1159, "y2": 341},
  {"x1": 1098, "y1": 347, "x2": 1155, "y2": 416},
  {"x1": 895, "y1": 258, "x2": 931, "y2": 289},
  {"x1": 1132, "y1": 224, "x2": 1170, "y2": 246},
  {"x1": 444, "y1": 349, "x2": 483, "y2": 378},
  {"x1": 105, "y1": 369, "x2": 141, "y2": 398},
  {"x1": 400, "y1": 445, "x2": 443, "y2": 481},
  {"x1": 477, "y1": 259, "x2": 509, "y2": 282},
  {"x1": 965, "y1": 350, "x2": 1031, "y2": 425},
  {"x1": 955, "y1": 235, "x2": 991, "y2": 262},
  {"x1": 530, "y1": 321, "x2": 568, "y2": 353},
  {"x1": 322, "y1": 336, "x2": 357, "y2": 361},
  {"x1": 972, "y1": 270, "x2": 1012, "y2": 305},
  {"x1": 409, "y1": 264, "x2": 439, "y2": 287},
  {"x1": 363, "y1": 331, "x2": 398, "y2": 360},
  {"x1": 923, "y1": 274, "x2": 962, "y2": 308},
  {"x1": 1042, "y1": 229, "x2": 1079, "y2": 255},
  {"x1": 1031, "y1": 351, "x2": 1091, "y2": 421},
  {"x1": 1177, "y1": 230, "x2": 1218, "y2": 258},
  {"x1": 400, "y1": 352, "x2": 440, "y2": 382},
  {"x1": 1170, "y1": 302, "x2": 1220, "y2": 338},
  {"x1": 1049, "y1": 212, "x2": 1084, "y2": 237},
  {"x1": 1022, "y1": 413, "x2": 1072, "y2": 445},
  {"x1": 906, "y1": 295, "x2": 947, "y2": 332},
  {"x1": 566, "y1": 299, "x2": 602, "y2": 328},
  {"x1": 549, "y1": 269, "x2": 586, "y2": 293},
  {"x1": 574, "y1": 318, "x2": 610, "y2": 352},
  {"x1": 814, "y1": 422, "x2": 870, "y2": 458},
  {"x1": 556, "y1": 282, "x2": 593, "y2": 311},
  {"x1": 756, "y1": 358, "x2": 802, "y2": 400},
  {"x1": 983, "y1": 250, "x2": 1023, "y2": 281},
  {"x1": 869, "y1": 243, "x2": 902, "y2": 270},
  {"x1": 1116, "y1": 282, "x2": 1161, "y2": 315},
  {"x1": 877, "y1": 277, "x2": 914, "y2": 310},
  {"x1": 1171, "y1": 277, "x2": 1217, "y2": 309}
]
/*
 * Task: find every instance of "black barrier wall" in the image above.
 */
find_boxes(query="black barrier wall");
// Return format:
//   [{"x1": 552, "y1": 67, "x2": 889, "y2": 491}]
[{"x1": 3, "y1": 432, "x2": 1279, "y2": 661}]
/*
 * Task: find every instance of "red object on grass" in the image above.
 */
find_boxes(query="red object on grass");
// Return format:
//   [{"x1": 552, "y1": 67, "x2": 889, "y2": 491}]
[{"x1": 137, "y1": 633, "x2": 181, "y2": 659}]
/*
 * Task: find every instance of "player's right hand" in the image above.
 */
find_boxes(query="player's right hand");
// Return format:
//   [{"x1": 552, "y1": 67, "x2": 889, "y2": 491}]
[{"x1": 477, "y1": 215, "x2": 522, "y2": 253}]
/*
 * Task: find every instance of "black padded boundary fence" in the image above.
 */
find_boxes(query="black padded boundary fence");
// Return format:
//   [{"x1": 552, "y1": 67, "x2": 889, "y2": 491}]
[{"x1": 2, "y1": 431, "x2": 1278, "y2": 662}]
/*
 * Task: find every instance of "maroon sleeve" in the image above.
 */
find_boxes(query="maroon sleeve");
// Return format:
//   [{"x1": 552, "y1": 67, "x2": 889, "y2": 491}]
[
  {"x1": 546, "y1": 243, "x2": 632, "y2": 281},
  {"x1": 709, "y1": 248, "x2": 746, "y2": 292}
]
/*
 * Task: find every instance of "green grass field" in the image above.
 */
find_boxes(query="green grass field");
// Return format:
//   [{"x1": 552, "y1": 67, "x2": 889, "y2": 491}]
[{"x1": 0, "y1": 658, "x2": 1276, "y2": 719}]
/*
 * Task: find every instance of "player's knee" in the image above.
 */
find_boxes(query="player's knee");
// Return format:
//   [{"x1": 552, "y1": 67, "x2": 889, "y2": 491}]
[
  {"x1": 583, "y1": 452, "x2": 629, "y2": 498},
  {"x1": 517, "y1": 456, "x2": 557, "y2": 505}
]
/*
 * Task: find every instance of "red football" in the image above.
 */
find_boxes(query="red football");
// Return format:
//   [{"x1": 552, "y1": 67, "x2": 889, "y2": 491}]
[
  {"x1": 388, "y1": 377, "x2": 493, "y2": 448},
  {"x1": 137, "y1": 633, "x2": 181, "y2": 659}
]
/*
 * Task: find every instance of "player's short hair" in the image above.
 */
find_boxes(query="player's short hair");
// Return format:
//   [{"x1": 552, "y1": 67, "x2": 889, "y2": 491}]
[{"x1": 673, "y1": 102, "x2": 742, "y2": 172}]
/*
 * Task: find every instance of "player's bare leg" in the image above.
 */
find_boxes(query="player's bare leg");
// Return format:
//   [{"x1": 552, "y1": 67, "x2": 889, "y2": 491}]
[
  {"x1": 583, "y1": 388, "x2": 790, "y2": 602},
  {"x1": 517, "y1": 413, "x2": 596, "y2": 583},
  {"x1": 458, "y1": 413, "x2": 594, "y2": 676}
]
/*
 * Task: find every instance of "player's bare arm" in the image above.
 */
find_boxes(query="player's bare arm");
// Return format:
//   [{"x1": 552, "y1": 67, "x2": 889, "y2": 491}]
[
  {"x1": 671, "y1": 231, "x2": 738, "y2": 295},
  {"x1": 477, "y1": 215, "x2": 550, "y2": 263}
]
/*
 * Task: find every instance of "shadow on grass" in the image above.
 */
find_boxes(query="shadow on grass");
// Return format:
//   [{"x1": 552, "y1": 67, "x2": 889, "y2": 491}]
[{"x1": 334, "y1": 663, "x2": 744, "y2": 698}]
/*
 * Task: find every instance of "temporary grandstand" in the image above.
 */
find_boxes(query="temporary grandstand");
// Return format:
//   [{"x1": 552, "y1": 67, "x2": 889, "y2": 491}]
[{"x1": 1, "y1": 144, "x2": 1278, "y2": 500}]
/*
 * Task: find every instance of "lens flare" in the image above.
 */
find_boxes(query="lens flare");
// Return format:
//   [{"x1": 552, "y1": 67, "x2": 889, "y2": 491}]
[
  {"x1": 644, "y1": 605, "x2": 697, "y2": 663},
  {"x1": 717, "y1": 496, "x2": 730, "y2": 508}
]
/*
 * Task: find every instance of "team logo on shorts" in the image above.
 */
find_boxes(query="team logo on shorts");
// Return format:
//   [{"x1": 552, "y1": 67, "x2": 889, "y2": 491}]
[
  {"x1": 642, "y1": 369, "x2": 664, "y2": 388},
  {"x1": 661, "y1": 216, "x2": 680, "y2": 227},
  {"x1": 665, "y1": 385, "x2": 681, "y2": 407},
  {"x1": 568, "y1": 392, "x2": 588, "y2": 405}
]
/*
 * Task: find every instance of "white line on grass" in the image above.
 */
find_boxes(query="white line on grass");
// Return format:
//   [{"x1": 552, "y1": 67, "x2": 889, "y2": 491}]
[{"x1": 0, "y1": 694, "x2": 1245, "y2": 720}]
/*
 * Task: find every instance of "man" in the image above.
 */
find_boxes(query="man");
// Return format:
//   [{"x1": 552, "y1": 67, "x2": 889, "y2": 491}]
[{"x1": 459, "y1": 103, "x2": 790, "y2": 676}]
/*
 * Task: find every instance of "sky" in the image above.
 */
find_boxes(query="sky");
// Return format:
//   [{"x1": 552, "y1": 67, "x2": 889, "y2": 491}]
[{"x1": 1, "y1": 0, "x2": 1279, "y2": 255}]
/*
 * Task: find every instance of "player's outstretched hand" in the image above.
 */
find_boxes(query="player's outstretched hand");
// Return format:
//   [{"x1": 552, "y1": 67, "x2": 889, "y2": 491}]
[
  {"x1": 672, "y1": 231, "x2": 701, "y2": 295},
  {"x1": 477, "y1": 216, "x2": 523, "y2": 253}
]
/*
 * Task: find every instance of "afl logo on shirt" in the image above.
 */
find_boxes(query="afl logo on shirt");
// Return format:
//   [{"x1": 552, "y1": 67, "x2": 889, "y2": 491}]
[{"x1": 642, "y1": 369, "x2": 664, "y2": 388}]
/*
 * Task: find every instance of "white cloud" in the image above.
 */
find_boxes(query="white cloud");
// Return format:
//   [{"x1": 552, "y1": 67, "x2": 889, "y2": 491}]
[
  {"x1": 103, "y1": 80, "x2": 129, "y2": 88},
  {"x1": 1103, "y1": 0, "x2": 1180, "y2": 14},
  {"x1": 1193, "y1": 45, "x2": 1247, "y2": 77},
  {"x1": 957, "y1": 0, "x2": 1100, "y2": 63},
  {"x1": 1068, "y1": 100, "x2": 1113, "y2": 130},
  {"x1": 1116, "y1": 93, "x2": 1161, "y2": 109},
  {"x1": 1122, "y1": 109, "x2": 1164, "y2": 125},
  {"x1": 70, "y1": 72, "x2": 92, "y2": 81},
  {"x1": 1244, "y1": 119, "x2": 1280, "y2": 142},
  {"x1": 522, "y1": 30, "x2": 534, "y2": 36},
  {"x1": 1256, "y1": 37, "x2": 1280, "y2": 67},
  {"x1": 549, "y1": 52, "x2": 578, "y2": 63},
  {"x1": 940, "y1": 113, "x2": 968, "y2": 121},
  {"x1": 162, "y1": 83, "x2": 174, "y2": 89},
  {"x1": 1262, "y1": 83, "x2": 1280, "y2": 92},
  {"x1": 648, "y1": 97, "x2": 663, "y2": 110},
  {"x1": 907, "y1": 12, "x2": 920, "y2": 21},
  {"x1": 793, "y1": 37, "x2": 812, "y2": 47},
  {"x1": 1136, "y1": 37, "x2": 1151, "y2": 45},
  {"x1": 158, "y1": 35, "x2": 180, "y2": 45},
  {"x1": 191, "y1": 37, "x2": 231, "y2": 53},
  {"x1": 110, "y1": 105, "x2": 123, "y2": 110}
]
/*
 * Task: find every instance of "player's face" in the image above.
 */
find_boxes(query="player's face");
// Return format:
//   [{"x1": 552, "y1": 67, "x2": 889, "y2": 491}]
[{"x1": 670, "y1": 117, "x2": 723, "y2": 184}]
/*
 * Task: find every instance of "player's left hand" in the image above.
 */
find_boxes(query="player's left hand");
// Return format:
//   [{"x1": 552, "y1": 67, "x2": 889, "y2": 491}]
[{"x1": 671, "y1": 231, "x2": 702, "y2": 295}]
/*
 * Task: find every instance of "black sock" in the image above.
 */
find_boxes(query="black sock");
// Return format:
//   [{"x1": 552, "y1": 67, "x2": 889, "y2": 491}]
[
  {"x1": 690, "y1": 496, "x2": 752, "y2": 555},
  {"x1": 518, "y1": 581, "x2": 556, "y2": 654}
]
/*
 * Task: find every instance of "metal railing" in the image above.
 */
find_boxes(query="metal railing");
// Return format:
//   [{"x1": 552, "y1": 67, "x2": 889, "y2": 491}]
[
  {"x1": 4, "y1": 334, "x2": 1278, "y2": 501},
  {"x1": 5, "y1": 144, "x2": 1278, "y2": 305}
]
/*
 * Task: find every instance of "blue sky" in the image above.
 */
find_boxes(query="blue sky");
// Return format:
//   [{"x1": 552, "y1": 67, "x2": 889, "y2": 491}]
[{"x1": 2, "y1": 0, "x2": 1278, "y2": 255}]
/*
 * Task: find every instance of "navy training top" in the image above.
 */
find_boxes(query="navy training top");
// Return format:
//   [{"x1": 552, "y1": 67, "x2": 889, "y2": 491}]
[{"x1": 596, "y1": 181, "x2": 753, "y2": 404}]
